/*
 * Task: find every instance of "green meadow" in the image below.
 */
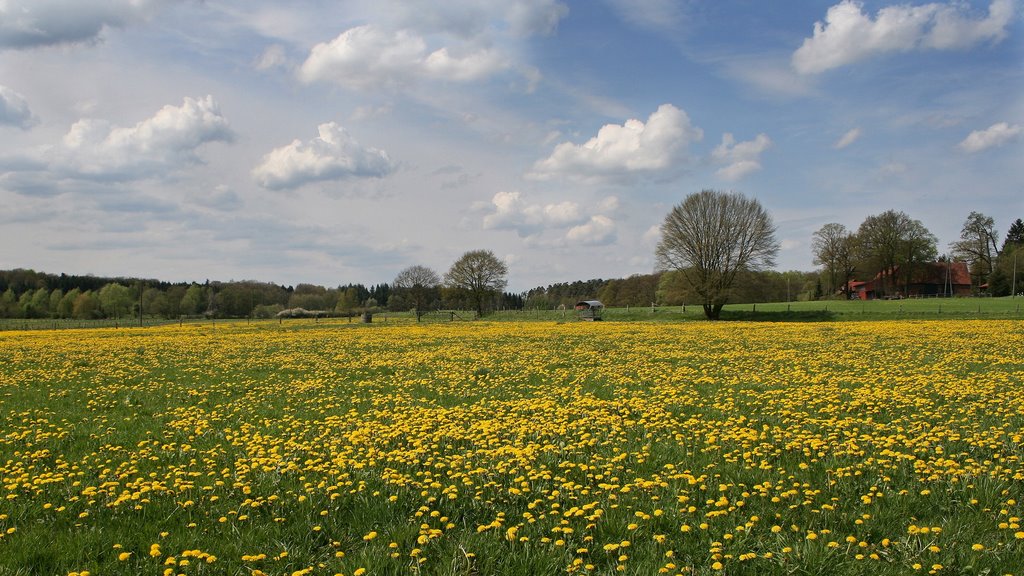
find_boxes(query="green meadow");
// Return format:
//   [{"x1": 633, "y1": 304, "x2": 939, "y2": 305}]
[{"x1": 0, "y1": 319, "x2": 1021, "y2": 575}]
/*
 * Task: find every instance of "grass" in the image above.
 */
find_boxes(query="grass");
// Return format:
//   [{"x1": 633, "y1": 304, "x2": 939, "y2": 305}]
[
  {"x1": 1, "y1": 297, "x2": 1021, "y2": 332},
  {"x1": 491, "y1": 296, "x2": 1024, "y2": 322},
  {"x1": 0, "y1": 320, "x2": 1022, "y2": 575}
]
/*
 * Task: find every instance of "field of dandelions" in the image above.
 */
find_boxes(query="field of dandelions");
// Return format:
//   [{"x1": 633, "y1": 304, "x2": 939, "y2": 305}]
[{"x1": 0, "y1": 319, "x2": 1022, "y2": 576}]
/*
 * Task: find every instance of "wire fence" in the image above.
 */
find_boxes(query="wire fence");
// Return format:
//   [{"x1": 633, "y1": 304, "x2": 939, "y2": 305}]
[{"x1": 1, "y1": 299, "x2": 1022, "y2": 331}]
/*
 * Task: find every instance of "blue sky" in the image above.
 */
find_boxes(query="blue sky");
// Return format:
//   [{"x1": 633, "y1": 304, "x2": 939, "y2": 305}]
[{"x1": 1, "y1": 0, "x2": 1021, "y2": 291}]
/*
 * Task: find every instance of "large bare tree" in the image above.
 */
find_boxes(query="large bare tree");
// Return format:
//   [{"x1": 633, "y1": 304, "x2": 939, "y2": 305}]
[
  {"x1": 655, "y1": 190, "x2": 779, "y2": 320},
  {"x1": 950, "y1": 211, "x2": 1000, "y2": 288},
  {"x1": 812, "y1": 223, "x2": 857, "y2": 297},
  {"x1": 393, "y1": 265, "x2": 440, "y2": 321},
  {"x1": 444, "y1": 250, "x2": 508, "y2": 318}
]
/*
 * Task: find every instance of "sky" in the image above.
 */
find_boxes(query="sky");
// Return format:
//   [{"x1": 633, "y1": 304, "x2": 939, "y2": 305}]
[{"x1": 0, "y1": 0, "x2": 1021, "y2": 292}]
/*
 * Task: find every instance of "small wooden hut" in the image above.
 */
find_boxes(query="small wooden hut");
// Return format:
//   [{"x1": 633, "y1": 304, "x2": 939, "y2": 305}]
[{"x1": 574, "y1": 300, "x2": 604, "y2": 321}]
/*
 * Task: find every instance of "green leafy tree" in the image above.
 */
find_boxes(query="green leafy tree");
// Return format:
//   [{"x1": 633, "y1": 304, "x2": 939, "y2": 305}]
[
  {"x1": 335, "y1": 287, "x2": 361, "y2": 316},
  {"x1": 48, "y1": 289, "x2": 63, "y2": 317},
  {"x1": 989, "y1": 220, "x2": 1023, "y2": 296},
  {"x1": 856, "y1": 210, "x2": 937, "y2": 297},
  {"x1": 18, "y1": 291, "x2": 33, "y2": 318},
  {"x1": 656, "y1": 270, "x2": 696, "y2": 306},
  {"x1": 98, "y1": 283, "x2": 134, "y2": 319},
  {"x1": 179, "y1": 284, "x2": 206, "y2": 316},
  {"x1": 1003, "y1": 218, "x2": 1024, "y2": 252},
  {"x1": 72, "y1": 291, "x2": 100, "y2": 319},
  {"x1": 0, "y1": 288, "x2": 18, "y2": 318},
  {"x1": 289, "y1": 284, "x2": 329, "y2": 311},
  {"x1": 597, "y1": 274, "x2": 660, "y2": 307},
  {"x1": 57, "y1": 288, "x2": 80, "y2": 319},
  {"x1": 28, "y1": 288, "x2": 51, "y2": 318},
  {"x1": 164, "y1": 285, "x2": 186, "y2": 318},
  {"x1": 142, "y1": 288, "x2": 169, "y2": 318},
  {"x1": 655, "y1": 190, "x2": 779, "y2": 320}
]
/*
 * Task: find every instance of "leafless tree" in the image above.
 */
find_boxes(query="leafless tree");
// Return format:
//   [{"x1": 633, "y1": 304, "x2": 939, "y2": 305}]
[
  {"x1": 950, "y1": 211, "x2": 1000, "y2": 288},
  {"x1": 393, "y1": 265, "x2": 440, "y2": 321},
  {"x1": 812, "y1": 223, "x2": 858, "y2": 297},
  {"x1": 444, "y1": 250, "x2": 508, "y2": 318},
  {"x1": 655, "y1": 190, "x2": 779, "y2": 320}
]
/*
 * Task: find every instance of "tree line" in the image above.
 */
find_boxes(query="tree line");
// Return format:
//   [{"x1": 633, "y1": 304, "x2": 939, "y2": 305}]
[
  {"x1": 812, "y1": 212, "x2": 1023, "y2": 298},
  {"x1": 651, "y1": 190, "x2": 1021, "y2": 319},
  {"x1": 2, "y1": 202, "x2": 1019, "y2": 321},
  {"x1": 0, "y1": 251, "x2": 524, "y2": 320}
]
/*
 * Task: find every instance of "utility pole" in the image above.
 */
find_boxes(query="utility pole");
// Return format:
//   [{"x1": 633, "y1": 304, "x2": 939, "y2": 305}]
[
  {"x1": 1013, "y1": 251, "x2": 1018, "y2": 299},
  {"x1": 138, "y1": 281, "x2": 143, "y2": 327}
]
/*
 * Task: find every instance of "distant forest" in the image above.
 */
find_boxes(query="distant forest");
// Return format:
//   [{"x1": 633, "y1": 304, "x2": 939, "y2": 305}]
[{"x1": 0, "y1": 268, "x2": 819, "y2": 320}]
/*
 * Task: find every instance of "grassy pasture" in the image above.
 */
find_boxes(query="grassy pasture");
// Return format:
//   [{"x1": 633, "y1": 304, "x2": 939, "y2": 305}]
[
  {"x1": 491, "y1": 297, "x2": 1024, "y2": 323},
  {"x1": 0, "y1": 320, "x2": 1022, "y2": 575},
  {"x1": 1, "y1": 297, "x2": 1022, "y2": 333}
]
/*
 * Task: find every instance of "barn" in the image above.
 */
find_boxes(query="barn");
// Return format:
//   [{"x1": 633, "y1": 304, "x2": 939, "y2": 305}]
[{"x1": 847, "y1": 261, "x2": 972, "y2": 299}]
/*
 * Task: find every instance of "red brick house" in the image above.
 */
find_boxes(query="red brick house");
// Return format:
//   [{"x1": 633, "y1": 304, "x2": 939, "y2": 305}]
[{"x1": 846, "y1": 261, "x2": 972, "y2": 300}]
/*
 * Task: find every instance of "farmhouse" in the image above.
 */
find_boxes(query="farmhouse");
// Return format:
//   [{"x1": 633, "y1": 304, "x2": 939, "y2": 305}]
[{"x1": 847, "y1": 261, "x2": 972, "y2": 300}]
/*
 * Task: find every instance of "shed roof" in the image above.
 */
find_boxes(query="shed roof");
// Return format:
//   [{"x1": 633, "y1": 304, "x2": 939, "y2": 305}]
[{"x1": 575, "y1": 300, "x2": 604, "y2": 309}]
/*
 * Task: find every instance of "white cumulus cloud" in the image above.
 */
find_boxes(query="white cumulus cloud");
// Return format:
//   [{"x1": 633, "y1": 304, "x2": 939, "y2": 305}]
[
  {"x1": 528, "y1": 103, "x2": 702, "y2": 182},
  {"x1": 712, "y1": 133, "x2": 772, "y2": 181},
  {"x1": 834, "y1": 127, "x2": 862, "y2": 149},
  {"x1": 566, "y1": 215, "x2": 617, "y2": 246},
  {"x1": 481, "y1": 190, "x2": 587, "y2": 237},
  {"x1": 958, "y1": 122, "x2": 1022, "y2": 153},
  {"x1": 480, "y1": 191, "x2": 620, "y2": 245},
  {"x1": 57, "y1": 95, "x2": 233, "y2": 179},
  {"x1": 299, "y1": 25, "x2": 510, "y2": 89},
  {"x1": 253, "y1": 122, "x2": 397, "y2": 190},
  {"x1": 792, "y1": 0, "x2": 1014, "y2": 74},
  {"x1": 642, "y1": 224, "x2": 661, "y2": 246},
  {"x1": 0, "y1": 0, "x2": 167, "y2": 49},
  {"x1": 0, "y1": 85, "x2": 35, "y2": 129}
]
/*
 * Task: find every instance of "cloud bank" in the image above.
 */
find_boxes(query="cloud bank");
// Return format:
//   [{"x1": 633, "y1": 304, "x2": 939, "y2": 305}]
[
  {"x1": 793, "y1": 0, "x2": 1014, "y2": 74},
  {"x1": 299, "y1": 25, "x2": 513, "y2": 89},
  {"x1": 55, "y1": 95, "x2": 233, "y2": 180},
  {"x1": 0, "y1": 0, "x2": 166, "y2": 49},
  {"x1": 0, "y1": 85, "x2": 35, "y2": 128},
  {"x1": 479, "y1": 191, "x2": 618, "y2": 246}
]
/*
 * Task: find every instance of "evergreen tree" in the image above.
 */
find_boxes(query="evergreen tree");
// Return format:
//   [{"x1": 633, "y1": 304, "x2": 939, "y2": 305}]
[{"x1": 1003, "y1": 218, "x2": 1024, "y2": 251}]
